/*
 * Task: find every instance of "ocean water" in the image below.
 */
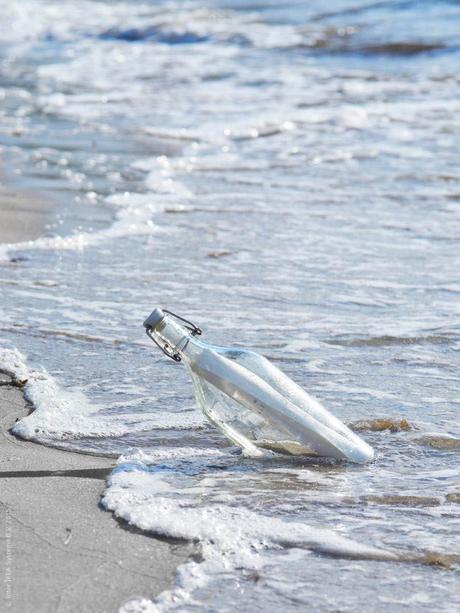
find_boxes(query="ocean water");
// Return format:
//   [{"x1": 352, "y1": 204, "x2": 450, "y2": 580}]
[{"x1": 1, "y1": 1, "x2": 460, "y2": 610}]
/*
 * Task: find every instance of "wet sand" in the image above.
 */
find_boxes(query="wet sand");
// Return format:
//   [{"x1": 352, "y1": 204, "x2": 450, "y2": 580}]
[
  {"x1": 0, "y1": 184, "x2": 52, "y2": 244},
  {"x1": 0, "y1": 187, "x2": 190, "y2": 611},
  {"x1": 0, "y1": 373, "x2": 191, "y2": 611}
]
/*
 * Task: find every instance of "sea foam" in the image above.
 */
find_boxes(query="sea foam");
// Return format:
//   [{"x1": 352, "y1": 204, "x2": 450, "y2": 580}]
[
  {"x1": 0, "y1": 347, "x2": 205, "y2": 448},
  {"x1": 0, "y1": 192, "x2": 161, "y2": 263},
  {"x1": 103, "y1": 448, "x2": 396, "y2": 612}
]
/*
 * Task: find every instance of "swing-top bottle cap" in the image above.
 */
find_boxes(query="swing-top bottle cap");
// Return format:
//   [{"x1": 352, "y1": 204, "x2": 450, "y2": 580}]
[
  {"x1": 144, "y1": 308, "x2": 202, "y2": 362},
  {"x1": 143, "y1": 307, "x2": 165, "y2": 331}
]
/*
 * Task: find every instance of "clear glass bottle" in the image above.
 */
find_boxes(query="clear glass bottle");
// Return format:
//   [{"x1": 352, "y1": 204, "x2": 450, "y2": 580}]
[{"x1": 144, "y1": 308, "x2": 374, "y2": 463}]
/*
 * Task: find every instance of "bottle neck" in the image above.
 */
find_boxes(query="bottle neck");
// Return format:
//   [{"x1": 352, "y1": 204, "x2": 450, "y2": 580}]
[{"x1": 152, "y1": 315, "x2": 203, "y2": 363}]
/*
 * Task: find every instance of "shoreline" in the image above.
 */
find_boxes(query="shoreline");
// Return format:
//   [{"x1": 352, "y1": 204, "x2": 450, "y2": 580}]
[
  {"x1": 0, "y1": 183, "x2": 190, "y2": 611},
  {"x1": 0, "y1": 372, "x2": 191, "y2": 611}
]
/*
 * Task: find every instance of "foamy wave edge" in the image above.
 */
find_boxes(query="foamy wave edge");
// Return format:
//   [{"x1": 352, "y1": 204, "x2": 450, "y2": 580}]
[
  {"x1": 0, "y1": 192, "x2": 162, "y2": 263},
  {"x1": 0, "y1": 347, "x2": 205, "y2": 445},
  {"x1": 0, "y1": 347, "x2": 124, "y2": 442},
  {"x1": 103, "y1": 449, "x2": 397, "y2": 612}
]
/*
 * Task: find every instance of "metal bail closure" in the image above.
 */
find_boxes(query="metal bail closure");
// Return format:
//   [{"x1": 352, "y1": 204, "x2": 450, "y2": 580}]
[{"x1": 144, "y1": 309, "x2": 202, "y2": 362}]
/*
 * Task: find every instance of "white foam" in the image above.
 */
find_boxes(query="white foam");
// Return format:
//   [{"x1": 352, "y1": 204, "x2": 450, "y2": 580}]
[
  {"x1": 0, "y1": 192, "x2": 159, "y2": 263},
  {"x1": 0, "y1": 347, "x2": 204, "y2": 444},
  {"x1": 103, "y1": 450, "x2": 396, "y2": 612},
  {"x1": 0, "y1": 347, "x2": 118, "y2": 441}
]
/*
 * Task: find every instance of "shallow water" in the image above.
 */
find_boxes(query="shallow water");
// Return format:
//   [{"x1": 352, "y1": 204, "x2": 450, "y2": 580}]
[{"x1": 1, "y1": 1, "x2": 460, "y2": 610}]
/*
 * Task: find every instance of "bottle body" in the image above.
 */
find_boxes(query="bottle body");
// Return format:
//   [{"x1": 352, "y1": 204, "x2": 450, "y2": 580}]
[
  {"x1": 145, "y1": 310, "x2": 374, "y2": 463},
  {"x1": 189, "y1": 348, "x2": 317, "y2": 456}
]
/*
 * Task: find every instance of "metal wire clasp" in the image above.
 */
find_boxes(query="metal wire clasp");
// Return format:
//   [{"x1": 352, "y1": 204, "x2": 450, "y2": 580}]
[{"x1": 145, "y1": 309, "x2": 202, "y2": 362}]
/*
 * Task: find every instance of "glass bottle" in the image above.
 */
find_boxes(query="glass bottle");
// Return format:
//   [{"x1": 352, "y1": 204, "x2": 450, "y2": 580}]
[{"x1": 144, "y1": 308, "x2": 374, "y2": 463}]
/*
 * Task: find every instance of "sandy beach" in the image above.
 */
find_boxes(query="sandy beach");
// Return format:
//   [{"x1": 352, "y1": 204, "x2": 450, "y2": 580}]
[
  {"x1": 0, "y1": 188, "x2": 190, "y2": 612},
  {"x1": 2, "y1": 2, "x2": 459, "y2": 610}
]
